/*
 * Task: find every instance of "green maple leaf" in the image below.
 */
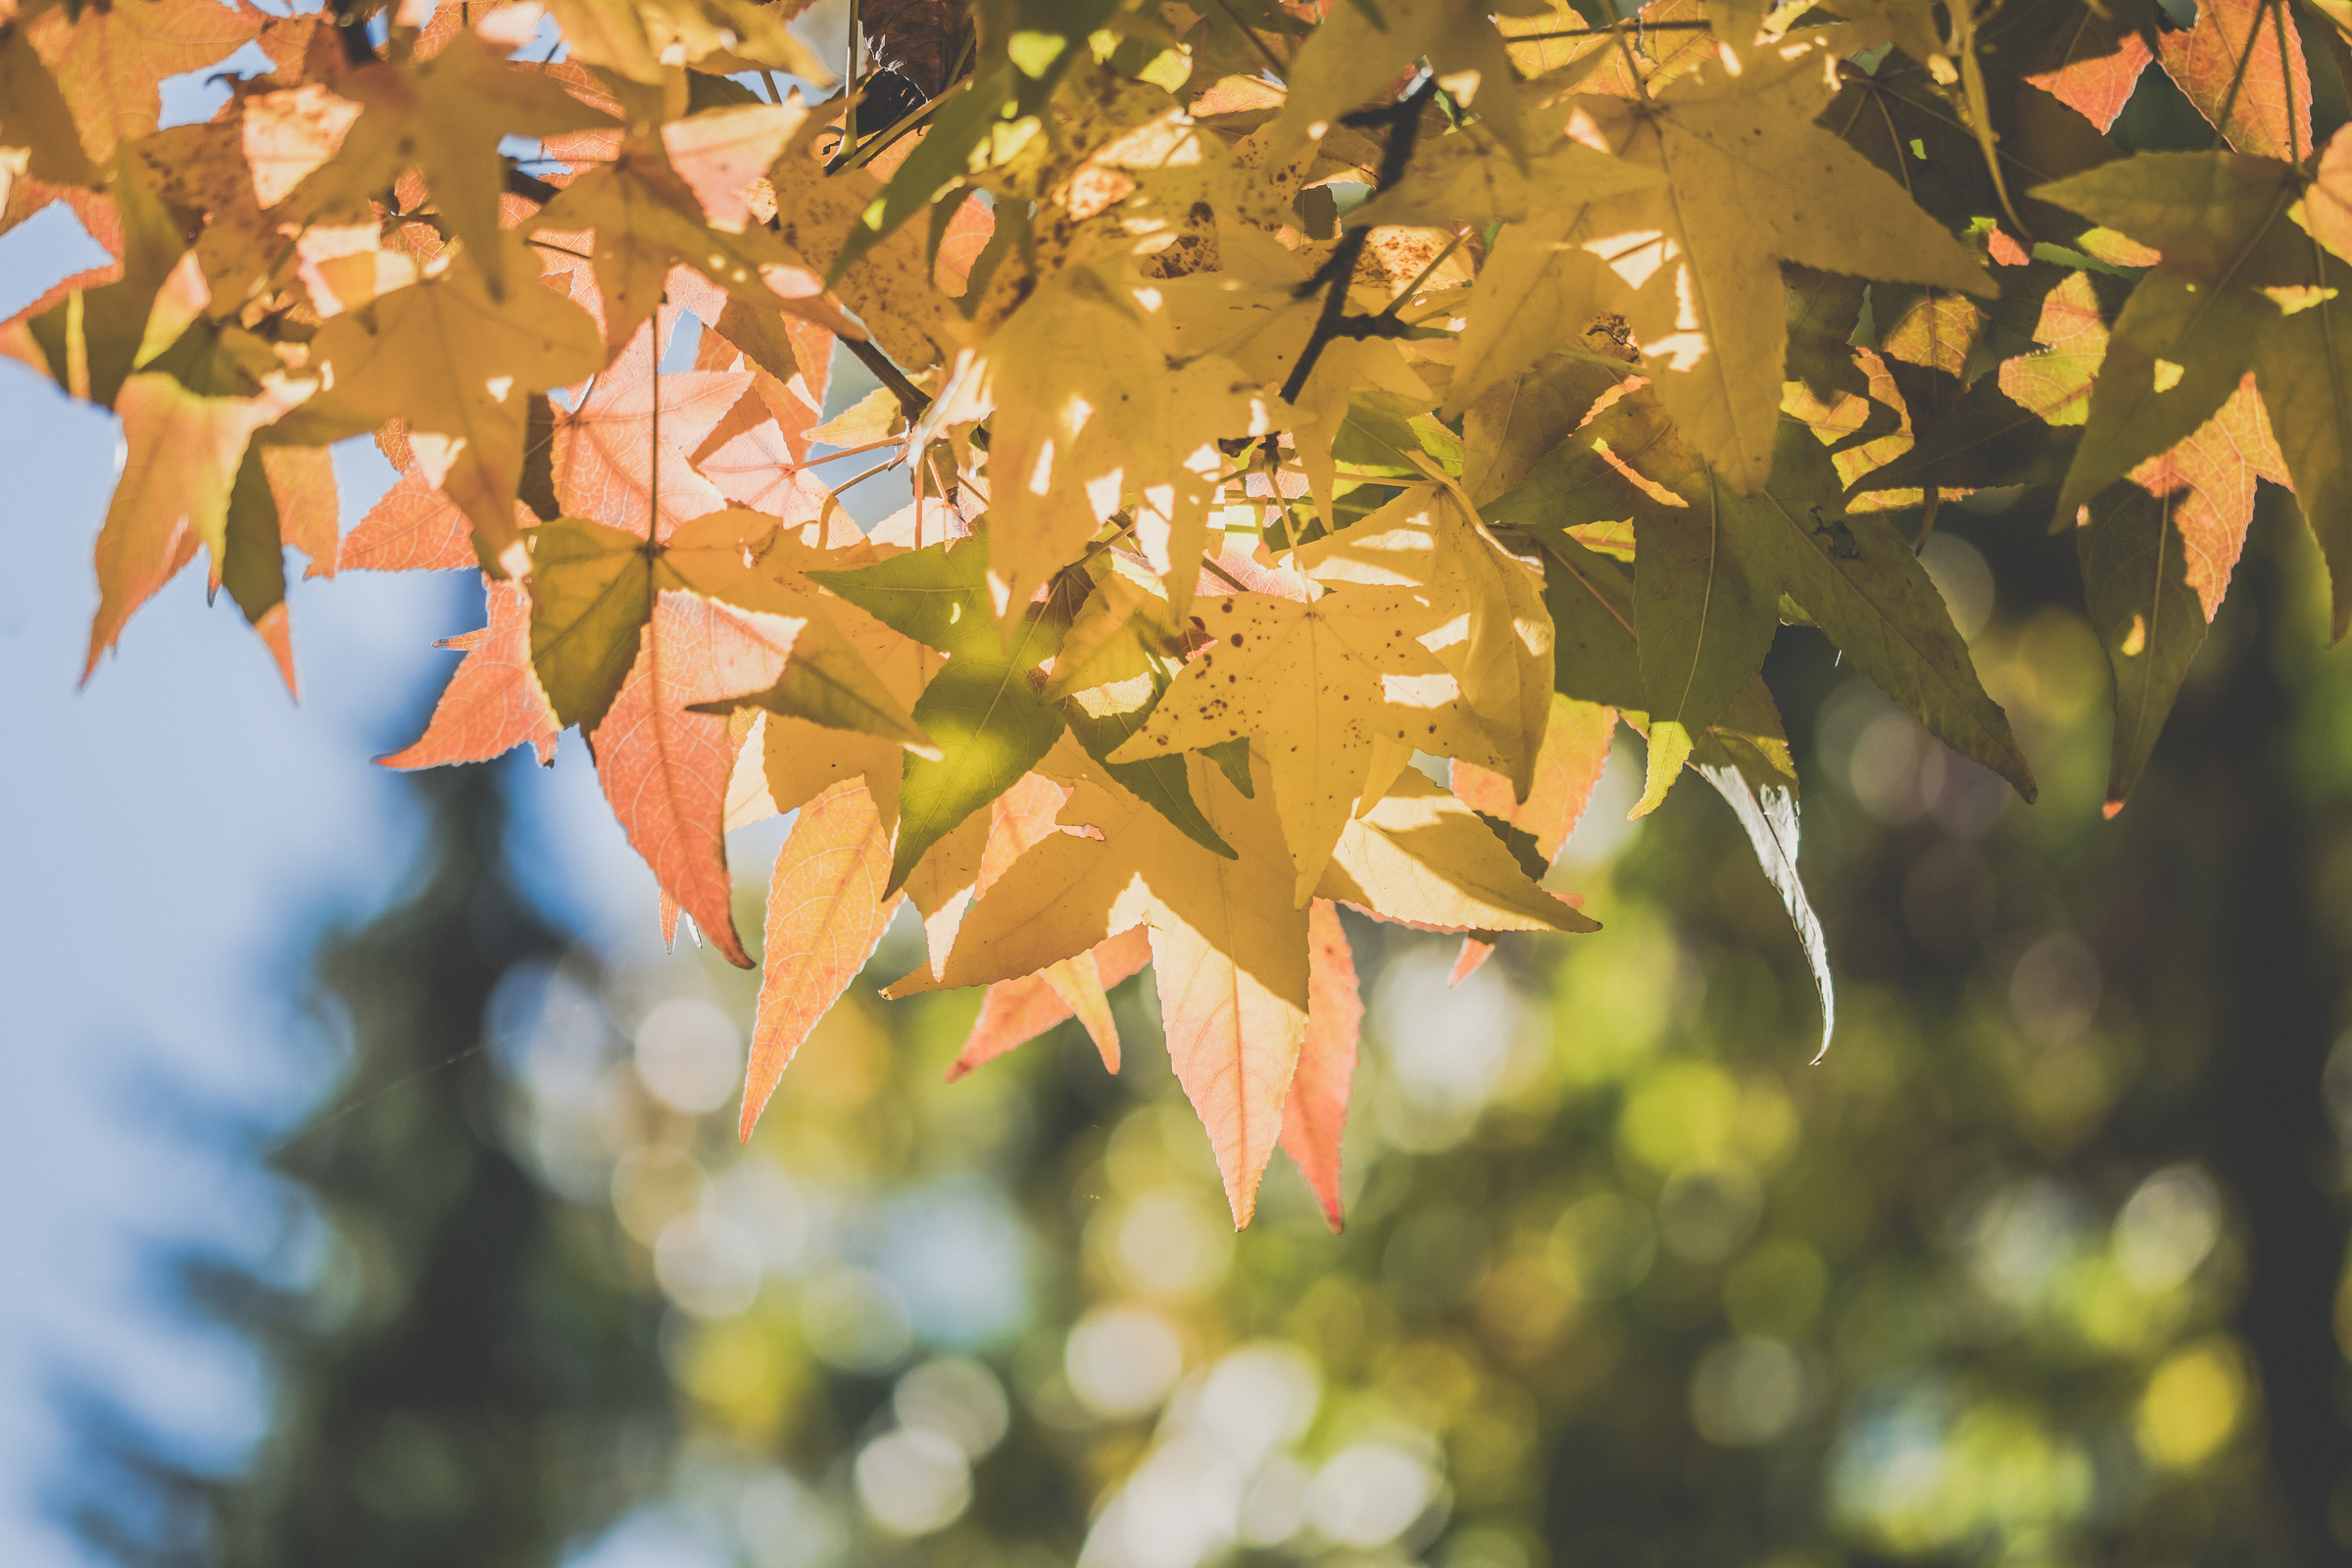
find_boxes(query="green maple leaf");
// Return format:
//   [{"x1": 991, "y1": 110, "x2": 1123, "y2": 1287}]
[
  {"x1": 813, "y1": 540, "x2": 1070, "y2": 893},
  {"x1": 527, "y1": 515, "x2": 656, "y2": 737},
  {"x1": 1491, "y1": 385, "x2": 2035, "y2": 799}
]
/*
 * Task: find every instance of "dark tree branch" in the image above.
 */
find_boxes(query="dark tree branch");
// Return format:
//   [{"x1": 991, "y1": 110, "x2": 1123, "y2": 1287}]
[
  {"x1": 1279, "y1": 74, "x2": 1439, "y2": 406},
  {"x1": 842, "y1": 334, "x2": 933, "y2": 421}
]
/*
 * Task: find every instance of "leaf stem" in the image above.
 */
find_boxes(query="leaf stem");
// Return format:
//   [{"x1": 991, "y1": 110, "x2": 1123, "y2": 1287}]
[
  {"x1": 649, "y1": 302, "x2": 662, "y2": 537},
  {"x1": 1949, "y1": 0, "x2": 2034, "y2": 243},
  {"x1": 1499, "y1": 21, "x2": 1710, "y2": 42},
  {"x1": 1203, "y1": 0, "x2": 1291, "y2": 80},
  {"x1": 836, "y1": 82, "x2": 957, "y2": 173},
  {"x1": 804, "y1": 434, "x2": 905, "y2": 465},
  {"x1": 832, "y1": 452, "x2": 906, "y2": 496},
  {"x1": 2207, "y1": 0, "x2": 2273, "y2": 153},
  {"x1": 1200, "y1": 553, "x2": 1250, "y2": 594}
]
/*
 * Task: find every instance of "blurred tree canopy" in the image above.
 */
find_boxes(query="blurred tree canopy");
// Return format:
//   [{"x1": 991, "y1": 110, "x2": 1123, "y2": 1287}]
[
  {"x1": 67, "y1": 491, "x2": 2352, "y2": 1568},
  {"x1": 59, "y1": 762, "x2": 674, "y2": 1566}
]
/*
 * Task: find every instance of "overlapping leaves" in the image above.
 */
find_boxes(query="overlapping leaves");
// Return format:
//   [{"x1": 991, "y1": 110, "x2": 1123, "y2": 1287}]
[{"x1": 25, "y1": 0, "x2": 2349, "y2": 1228}]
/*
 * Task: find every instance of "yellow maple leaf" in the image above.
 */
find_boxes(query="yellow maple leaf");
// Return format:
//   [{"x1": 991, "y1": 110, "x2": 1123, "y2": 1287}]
[
  {"x1": 85, "y1": 365, "x2": 315, "y2": 678},
  {"x1": 908, "y1": 751, "x2": 1311, "y2": 1226},
  {"x1": 1105, "y1": 583, "x2": 1471, "y2": 904},
  {"x1": 1298, "y1": 477, "x2": 1555, "y2": 799},
  {"x1": 309, "y1": 238, "x2": 604, "y2": 576},
  {"x1": 931, "y1": 263, "x2": 1270, "y2": 620},
  {"x1": 1560, "y1": 35, "x2": 1991, "y2": 491}
]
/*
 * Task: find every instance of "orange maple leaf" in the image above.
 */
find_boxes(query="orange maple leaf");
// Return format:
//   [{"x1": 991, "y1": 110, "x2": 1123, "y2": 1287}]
[
  {"x1": 594, "y1": 589, "x2": 803, "y2": 969},
  {"x1": 1279, "y1": 899, "x2": 1362, "y2": 1232},
  {"x1": 740, "y1": 778, "x2": 899, "y2": 1140},
  {"x1": 2157, "y1": 0, "x2": 2313, "y2": 161},
  {"x1": 382, "y1": 580, "x2": 560, "y2": 769}
]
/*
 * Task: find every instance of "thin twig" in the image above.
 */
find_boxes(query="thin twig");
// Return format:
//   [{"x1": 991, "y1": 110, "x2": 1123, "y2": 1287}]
[
  {"x1": 649, "y1": 302, "x2": 662, "y2": 535},
  {"x1": 846, "y1": 0, "x2": 860, "y2": 152},
  {"x1": 841, "y1": 335, "x2": 932, "y2": 419},
  {"x1": 1074, "y1": 511, "x2": 1145, "y2": 569},
  {"x1": 1949, "y1": 1, "x2": 2034, "y2": 243},
  {"x1": 2275, "y1": 0, "x2": 2302, "y2": 164}
]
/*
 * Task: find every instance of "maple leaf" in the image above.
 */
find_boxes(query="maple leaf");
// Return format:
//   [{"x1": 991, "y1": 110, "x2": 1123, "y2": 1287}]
[
  {"x1": 812, "y1": 539, "x2": 1069, "y2": 891},
  {"x1": 28, "y1": 0, "x2": 261, "y2": 166},
  {"x1": 2021, "y1": 7, "x2": 2154, "y2": 132},
  {"x1": 1107, "y1": 583, "x2": 1473, "y2": 904},
  {"x1": 310, "y1": 240, "x2": 604, "y2": 577},
  {"x1": 912, "y1": 751, "x2": 1310, "y2": 1224},
  {"x1": 261, "y1": 444, "x2": 338, "y2": 578},
  {"x1": 943, "y1": 927, "x2": 1153, "y2": 1083},
  {"x1": 382, "y1": 580, "x2": 560, "y2": 769},
  {"x1": 1853, "y1": 269, "x2": 2115, "y2": 499},
  {"x1": 547, "y1": 325, "x2": 742, "y2": 541},
  {"x1": 1552, "y1": 36, "x2": 1992, "y2": 492},
  {"x1": 591, "y1": 587, "x2": 805, "y2": 969},
  {"x1": 1344, "y1": 114, "x2": 1666, "y2": 232},
  {"x1": 739, "y1": 778, "x2": 899, "y2": 1140},
  {"x1": 1266, "y1": 0, "x2": 1538, "y2": 167},
  {"x1": 1298, "y1": 478, "x2": 1556, "y2": 799},
  {"x1": 766, "y1": 139, "x2": 969, "y2": 373},
  {"x1": 693, "y1": 588, "x2": 935, "y2": 769},
  {"x1": 1278, "y1": 898, "x2": 1361, "y2": 1232},
  {"x1": 757, "y1": 591, "x2": 941, "y2": 831},
  {"x1": 1490, "y1": 382, "x2": 2034, "y2": 796},
  {"x1": 1315, "y1": 770, "x2": 1599, "y2": 937},
  {"x1": 0, "y1": 24, "x2": 100, "y2": 190},
  {"x1": 241, "y1": 82, "x2": 364, "y2": 211},
  {"x1": 1460, "y1": 356, "x2": 1628, "y2": 508},
  {"x1": 1697, "y1": 758, "x2": 1835, "y2": 1060},
  {"x1": 912, "y1": 765, "x2": 1082, "y2": 980},
  {"x1": 2081, "y1": 375, "x2": 2289, "y2": 810},
  {"x1": 926, "y1": 266, "x2": 1268, "y2": 619},
  {"x1": 2153, "y1": 0, "x2": 2311, "y2": 163},
  {"x1": 83, "y1": 332, "x2": 315, "y2": 679},
  {"x1": 1451, "y1": 694, "x2": 1617, "y2": 862},
  {"x1": 339, "y1": 467, "x2": 527, "y2": 573},
  {"x1": 2035, "y1": 151, "x2": 2352, "y2": 636},
  {"x1": 295, "y1": 29, "x2": 614, "y2": 297},
  {"x1": 533, "y1": 114, "x2": 858, "y2": 360},
  {"x1": 542, "y1": 0, "x2": 668, "y2": 85},
  {"x1": 527, "y1": 515, "x2": 660, "y2": 737},
  {"x1": 18, "y1": 148, "x2": 195, "y2": 411}
]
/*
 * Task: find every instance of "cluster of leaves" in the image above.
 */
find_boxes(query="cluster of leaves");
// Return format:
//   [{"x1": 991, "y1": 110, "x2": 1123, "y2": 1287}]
[{"x1": 13, "y1": 0, "x2": 2352, "y2": 1226}]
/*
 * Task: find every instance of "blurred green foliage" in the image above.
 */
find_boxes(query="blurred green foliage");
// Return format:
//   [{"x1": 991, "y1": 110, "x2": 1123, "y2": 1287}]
[
  {"x1": 79, "y1": 495, "x2": 2352, "y2": 1568},
  {"x1": 471, "y1": 499, "x2": 2352, "y2": 1566}
]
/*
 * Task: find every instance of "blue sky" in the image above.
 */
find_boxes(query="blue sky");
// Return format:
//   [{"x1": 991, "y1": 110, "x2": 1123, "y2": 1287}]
[{"x1": 0, "y1": 43, "x2": 890, "y2": 1565}]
